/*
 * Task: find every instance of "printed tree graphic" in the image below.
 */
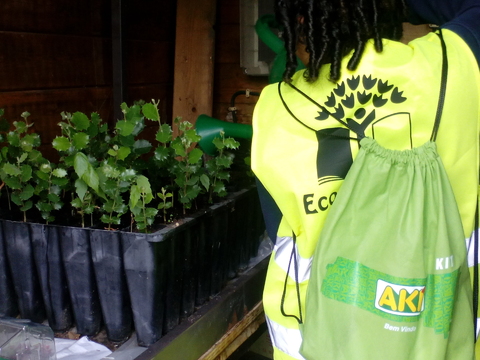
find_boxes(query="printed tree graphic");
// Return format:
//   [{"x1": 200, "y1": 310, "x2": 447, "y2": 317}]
[{"x1": 314, "y1": 75, "x2": 407, "y2": 184}]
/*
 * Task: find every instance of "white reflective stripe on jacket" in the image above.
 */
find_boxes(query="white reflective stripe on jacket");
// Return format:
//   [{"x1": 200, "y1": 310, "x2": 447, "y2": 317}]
[
  {"x1": 266, "y1": 315, "x2": 306, "y2": 360},
  {"x1": 274, "y1": 236, "x2": 312, "y2": 283}
]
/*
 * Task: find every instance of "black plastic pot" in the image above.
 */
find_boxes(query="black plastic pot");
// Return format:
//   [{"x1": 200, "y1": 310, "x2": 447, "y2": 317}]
[
  {"x1": 3, "y1": 220, "x2": 45, "y2": 323},
  {"x1": 207, "y1": 204, "x2": 230, "y2": 296},
  {"x1": 59, "y1": 226, "x2": 102, "y2": 336},
  {"x1": 195, "y1": 219, "x2": 212, "y2": 307},
  {"x1": 121, "y1": 187, "x2": 265, "y2": 347},
  {"x1": 30, "y1": 223, "x2": 73, "y2": 332},
  {"x1": 121, "y1": 230, "x2": 168, "y2": 347},
  {"x1": 90, "y1": 229, "x2": 133, "y2": 342},
  {"x1": 0, "y1": 220, "x2": 18, "y2": 317}
]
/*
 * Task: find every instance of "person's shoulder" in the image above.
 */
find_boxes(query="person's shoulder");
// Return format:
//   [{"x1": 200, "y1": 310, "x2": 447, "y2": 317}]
[{"x1": 409, "y1": 29, "x2": 478, "y2": 68}]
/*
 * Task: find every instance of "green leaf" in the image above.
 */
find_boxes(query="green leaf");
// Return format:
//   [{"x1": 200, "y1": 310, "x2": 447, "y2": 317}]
[
  {"x1": 83, "y1": 204, "x2": 95, "y2": 214},
  {"x1": 18, "y1": 152, "x2": 28, "y2": 164},
  {"x1": 51, "y1": 177, "x2": 69, "y2": 186},
  {"x1": 214, "y1": 181, "x2": 227, "y2": 195},
  {"x1": 39, "y1": 163, "x2": 52, "y2": 174},
  {"x1": 20, "y1": 200, "x2": 33, "y2": 212},
  {"x1": 52, "y1": 168, "x2": 67, "y2": 178},
  {"x1": 101, "y1": 164, "x2": 120, "y2": 179},
  {"x1": 200, "y1": 174, "x2": 210, "y2": 191},
  {"x1": 84, "y1": 165, "x2": 100, "y2": 192},
  {"x1": 4, "y1": 177, "x2": 21, "y2": 189},
  {"x1": 36, "y1": 202, "x2": 53, "y2": 213},
  {"x1": 125, "y1": 104, "x2": 143, "y2": 123},
  {"x1": 52, "y1": 201, "x2": 63, "y2": 210},
  {"x1": 144, "y1": 207, "x2": 158, "y2": 218},
  {"x1": 20, "y1": 164, "x2": 33, "y2": 182},
  {"x1": 142, "y1": 103, "x2": 160, "y2": 121},
  {"x1": 186, "y1": 184, "x2": 201, "y2": 199},
  {"x1": 212, "y1": 137, "x2": 225, "y2": 150},
  {"x1": 158, "y1": 201, "x2": 173, "y2": 210},
  {"x1": 188, "y1": 148, "x2": 203, "y2": 164},
  {"x1": 224, "y1": 137, "x2": 240, "y2": 149},
  {"x1": 47, "y1": 193, "x2": 60, "y2": 203},
  {"x1": 36, "y1": 170, "x2": 50, "y2": 180},
  {"x1": 118, "y1": 134, "x2": 135, "y2": 148},
  {"x1": 133, "y1": 140, "x2": 152, "y2": 155},
  {"x1": 101, "y1": 214, "x2": 121, "y2": 226},
  {"x1": 119, "y1": 169, "x2": 137, "y2": 182},
  {"x1": 71, "y1": 197, "x2": 83, "y2": 209},
  {"x1": 131, "y1": 119, "x2": 146, "y2": 136},
  {"x1": 73, "y1": 152, "x2": 90, "y2": 181},
  {"x1": 113, "y1": 202, "x2": 128, "y2": 214},
  {"x1": 75, "y1": 178, "x2": 88, "y2": 201},
  {"x1": 71, "y1": 112, "x2": 90, "y2": 131},
  {"x1": 186, "y1": 175, "x2": 199, "y2": 186},
  {"x1": 171, "y1": 140, "x2": 186, "y2": 157},
  {"x1": 216, "y1": 155, "x2": 233, "y2": 168},
  {"x1": 156, "y1": 124, "x2": 172, "y2": 143},
  {"x1": 50, "y1": 184, "x2": 62, "y2": 195},
  {"x1": 14, "y1": 121, "x2": 28, "y2": 134},
  {"x1": 129, "y1": 184, "x2": 141, "y2": 209},
  {"x1": 184, "y1": 129, "x2": 201, "y2": 143},
  {"x1": 7, "y1": 131, "x2": 20, "y2": 146},
  {"x1": 154, "y1": 146, "x2": 170, "y2": 162},
  {"x1": 20, "y1": 184, "x2": 34, "y2": 200},
  {"x1": 87, "y1": 113, "x2": 101, "y2": 137},
  {"x1": 28, "y1": 150, "x2": 43, "y2": 162},
  {"x1": 23, "y1": 133, "x2": 41, "y2": 148},
  {"x1": 73, "y1": 132, "x2": 89, "y2": 150},
  {"x1": 3, "y1": 163, "x2": 21, "y2": 176},
  {"x1": 117, "y1": 146, "x2": 131, "y2": 160},
  {"x1": 52, "y1": 136, "x2": 71, "y2": 151},
  {"x1": 136, "y1": 175, "x2": 151, "y2": 192},
  {"x1": 116, "y1": 120, "x2": 136, "y2": 137},
  {"x1": 216, "y1": 171, "x2": 230, "y2": 180}
]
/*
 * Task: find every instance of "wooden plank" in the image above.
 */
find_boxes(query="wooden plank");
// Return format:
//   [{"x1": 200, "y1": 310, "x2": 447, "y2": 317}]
[
  {"x1": 126, "y1": 40, "x2": 174, "y2": 85},
  {"x1": 198, "y1": 301, "x2": 265, "y2": 360},
  {"x1": 215, "y1": 24, "x2": 241, "y2": 64},
  {"x1": 124, "y1": 0, "x2": 177, "y2": 41},
  {"x1": 172, "y1": 0, "x2": 217, "y2": 131},
  {"x1": 0, "y1": 32, "x2": 112, "y2": 91},
  {"x1": 214, "y1": 63, "x2": 269, "y2": 95},
  {"x1": 1, "y1": 87, "x2": 113, "y2": 138},
  {"x1": 217, "y1": 0, "x2": 240, "y2": 24},
  {"x1": 0, "y1": 0, "x2": 110, "y2": 36}
]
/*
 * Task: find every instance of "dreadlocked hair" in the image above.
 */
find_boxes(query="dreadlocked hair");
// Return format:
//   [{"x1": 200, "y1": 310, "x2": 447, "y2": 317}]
[{"x1": 275, "y1": 0, "x2": 407, "y2": 83}]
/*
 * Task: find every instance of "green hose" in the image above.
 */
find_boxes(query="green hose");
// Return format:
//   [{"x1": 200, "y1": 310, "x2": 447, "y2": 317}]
[{"x1": 255, "y1": 14, "x2": 305, "y2": 83}]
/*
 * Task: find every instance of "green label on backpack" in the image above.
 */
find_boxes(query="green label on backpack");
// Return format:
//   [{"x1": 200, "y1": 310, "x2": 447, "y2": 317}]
[{"x1": 321, "y1": 257, "x2": 457, "y2": 337}]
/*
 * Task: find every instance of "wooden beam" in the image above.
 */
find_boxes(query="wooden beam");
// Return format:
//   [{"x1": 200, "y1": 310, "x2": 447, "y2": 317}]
[
  {"x1": 111, "y1": 0, "x2": 126, "y2": 122},
  {"x1": 198, "y1": 301, "x2": 266, "y2": 360},
  {"x1": 172, "y1": 0, "x2": 217, "y2": 134}
]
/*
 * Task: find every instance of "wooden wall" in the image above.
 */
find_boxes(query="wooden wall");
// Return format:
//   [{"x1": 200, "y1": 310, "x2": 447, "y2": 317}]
[
  {"x1": 0, "y1": 0, "x2": 176, "y2": 158},
  {"x1": 213, "y1": 0, "x2": 269, "y2": 125},
  {"x1": 0, "y1": 0, "x2": 430, "y2": 160}
]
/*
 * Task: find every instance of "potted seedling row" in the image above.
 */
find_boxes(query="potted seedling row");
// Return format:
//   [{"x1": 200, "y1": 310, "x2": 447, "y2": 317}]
[{"x1": 0, "y1": 103, "x2": 264, "y2": 346}]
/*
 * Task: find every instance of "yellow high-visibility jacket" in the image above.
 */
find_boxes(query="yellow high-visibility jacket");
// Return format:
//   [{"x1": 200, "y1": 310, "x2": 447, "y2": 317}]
[{"x1": 252, "y1": 30, "x2": 480, "y2": 360}]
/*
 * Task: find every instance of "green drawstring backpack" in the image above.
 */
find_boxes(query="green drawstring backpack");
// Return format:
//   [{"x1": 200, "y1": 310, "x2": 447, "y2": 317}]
[{"x1": 281, "y1": 30, "x2": 475, "y2": 360}]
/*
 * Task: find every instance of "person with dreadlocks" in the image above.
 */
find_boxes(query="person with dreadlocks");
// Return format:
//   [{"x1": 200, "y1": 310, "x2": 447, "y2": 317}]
[{"x1": 251, "y1": 0, "x2": 480, "y2": 359}]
